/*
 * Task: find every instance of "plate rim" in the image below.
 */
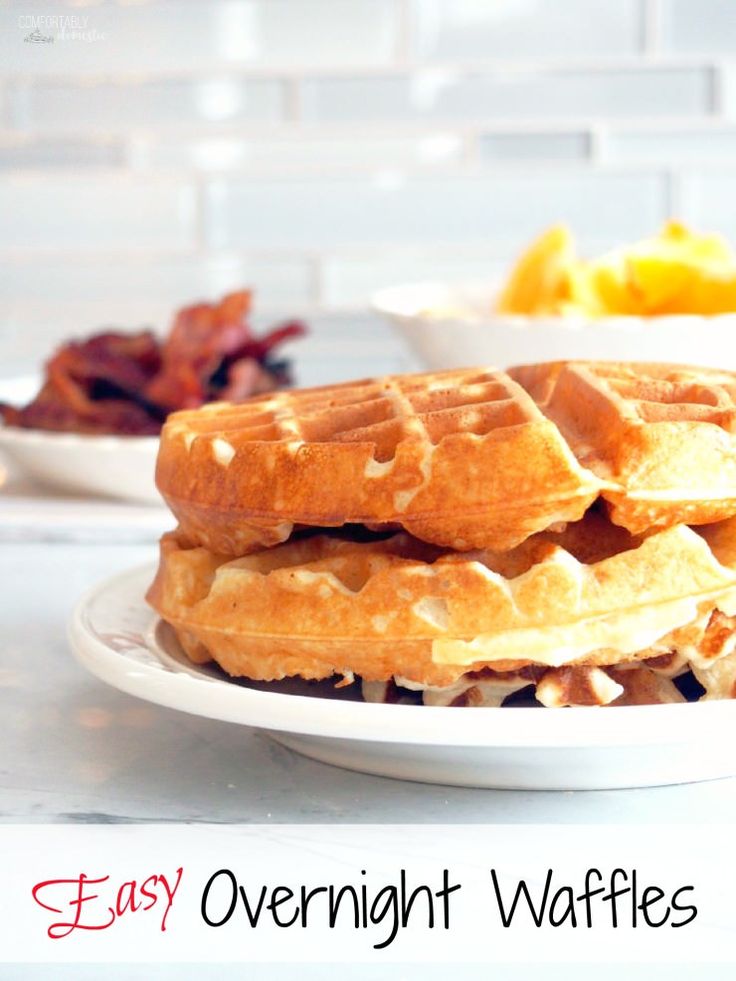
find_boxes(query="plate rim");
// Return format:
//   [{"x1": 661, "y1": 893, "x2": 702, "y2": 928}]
[
  {"x1": 0, "y1": 420, "x2": 159, "y2": 450},
  {"x1": 67, "y1": 562, "x2": 736, "y2": 750}
]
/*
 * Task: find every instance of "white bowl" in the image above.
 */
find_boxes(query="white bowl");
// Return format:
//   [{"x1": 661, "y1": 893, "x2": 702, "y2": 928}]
[
  {"x1": 0, "y1": 422, "x2": 160, "y2": 504},
  {"x1": 372, "y1": 281, "x2": 736, "y2": 370},
  {"x1": 0, "y1": 373, "x2": 161, "y2": 504}
]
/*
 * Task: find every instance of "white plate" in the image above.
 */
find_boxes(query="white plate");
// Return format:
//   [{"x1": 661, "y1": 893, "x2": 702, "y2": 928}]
[
  {"x1": 372, "y1": 281, "x2": 736, "y2": 370},
  {"x1": 0, "y1": 374, "x2": 160, "y2": 504},
  {"x1": 69, "y1": 563, "x2": 736, "y2": 790}
]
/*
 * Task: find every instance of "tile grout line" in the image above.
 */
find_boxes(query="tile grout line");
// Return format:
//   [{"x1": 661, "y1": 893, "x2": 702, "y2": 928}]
[
  {"x1": 588, "y1": 123, "x2": 605, "y2": 166},
  {"x1": 193, "y1": 174, "x2": 208, "y2": 255},
  {"x1": 309, "y1": 253, "x2": 326, "y2": 309},
  {"x1": 667, "y1": 168, "x2": 683, "y2": 217},
  {"x1": 0, "y1": 54, "x2": 724, "y2": 86},
  {"x1": 393, "y1": 0, "x2": 413, "y2": 68},
  {"x1": 642, "y1": 0, "x2": 662, "y2": 56},
  {"x1": 710, "y1": 60, "x2": 725, "y2": 117},
  {"x1": 284, "y1": 77, "x2": 302, "y2": 125}
]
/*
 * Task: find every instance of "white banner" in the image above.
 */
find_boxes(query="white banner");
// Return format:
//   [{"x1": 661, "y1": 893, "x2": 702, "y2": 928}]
[{"x1": 0, "y1": 824, "x2": 733, "y2": 963}]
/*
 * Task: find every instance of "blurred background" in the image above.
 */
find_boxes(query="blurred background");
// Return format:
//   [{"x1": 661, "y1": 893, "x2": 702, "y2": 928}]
[{"x1": 0, "y1": 0, "x2": 735, "y2": 382}]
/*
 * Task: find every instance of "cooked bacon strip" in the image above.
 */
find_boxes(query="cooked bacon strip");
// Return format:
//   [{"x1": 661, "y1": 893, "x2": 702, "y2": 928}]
[
  {"x1": 0, "y1": 291, "x2": 306, "y2": 436},
  {"x1": 145, "y1": 291, "x2": 305, "y2": 411},
  {"x1": 1, "y1": 331, "x2": 163, "y2": 435}
]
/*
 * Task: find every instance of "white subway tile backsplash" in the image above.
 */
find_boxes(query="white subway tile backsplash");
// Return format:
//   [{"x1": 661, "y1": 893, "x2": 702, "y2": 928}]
[
  {"x1": 680, "y1": 172, "x2": 736, "y2": 238},
  {"x1": 1, "y1": 0, "x2": 400, "y2": 76},
  {"x1": 0, "y1": 0, "x2": 732, "y2": 358},
  {"x1": 292, "y1": 347, "x2": 417, "y2": 386},
  {"x1": 479, "y1": 131, "x2": 590, "y2": 161},
  {"x1": 205, "y1": 171, "x2": 668, "y2": 250},
  {"x1": 239, "y1": 0, "x2": 400, "y2": 68},
  {"x1": 718, "y1": 67, "x2": 736, "y2": 118},
  {"x1": 660, "y1": 0, "x2": 736, "y2": 54},
  {"x1": 411, "y1": 0, "x2": 643, "y2": 60},
  {"x1": 0, "y1": 254, "x2": 314, "y2": 312},
  {"x1": 604, "y1": 126, "x2": 736, "y2": 162},
  {"x1": 0, "y1": 176, "x2": 197, "y2": 251},
  {"x1": 129, "y1": 131, "x2": 465, "y2": 173},
  {"x1": 321, "y1": 248, "x2": 512, "y2": 307},
  {"x1": 281, "y1": 312, "x2": 421, "y2": 383},
  {"x1": 0, "y1": 137, "x2": 125, "y2": 169},
  {"x1": 9, "y1": 78, "x2": 285, "y2": 133},
  {"x1": 301, "y1": 68, "x2": 712, "y2": 122}
]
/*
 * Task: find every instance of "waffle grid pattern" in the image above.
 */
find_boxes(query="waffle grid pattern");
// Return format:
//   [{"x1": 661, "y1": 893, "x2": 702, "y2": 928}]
[
  {"x1": 171, "y1": 368, "x2": 537, "y2": 454},
  {"x1": 576, "y1": 363, "x2": 736, "y2": 428}
]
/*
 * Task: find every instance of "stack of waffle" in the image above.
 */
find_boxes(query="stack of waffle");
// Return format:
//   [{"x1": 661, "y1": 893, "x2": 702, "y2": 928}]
[{"x1": 147, "y1": 362, "x2": 736, "y2": 709}]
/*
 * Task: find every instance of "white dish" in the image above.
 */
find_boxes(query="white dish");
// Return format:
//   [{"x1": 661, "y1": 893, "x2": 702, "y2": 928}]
[
  {"x1": 0, "y1": 374, "x2": 160, "y2": 504},
  {"x1": 69, "y1": 563, "x2": 736, "y2": 790},
  {"x1": 372, "y1": 281, "x2": 736, "y2": 370},
  {"x1": 0, "y1": 423, "x2": 160, "y2": 504}
]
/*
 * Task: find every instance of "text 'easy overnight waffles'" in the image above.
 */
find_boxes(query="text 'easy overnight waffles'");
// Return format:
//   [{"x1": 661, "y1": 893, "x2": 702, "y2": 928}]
[{"x1": 147, "y1": 361, "x2": 736, "y2": 709}]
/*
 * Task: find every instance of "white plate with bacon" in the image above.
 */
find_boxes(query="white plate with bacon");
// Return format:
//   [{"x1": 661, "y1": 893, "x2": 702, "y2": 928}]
[
  {"x1": 0, "y1": 374, "x2": 160, "y2": 503},
  {"x1": 0, "y1": 291, "x2": 305, "y2": 503}
]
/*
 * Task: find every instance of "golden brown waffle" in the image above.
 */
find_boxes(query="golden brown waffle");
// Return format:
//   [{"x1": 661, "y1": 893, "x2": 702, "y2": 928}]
[
  {"x1": 692, "y1": 651, "x2": 736, "y2": 699},
  {"x1": 155, "y1": 368, "x2": 603, "y2": 554},
  {"x1": 510, "y1": 360, "x2": 736, "y2": 534},
  {"x1": 362, "y1": 659, "x2": 689, "y2": 708},
  {"x1": 147, "y1": 512, "x2": 736, "y2": 691}
]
